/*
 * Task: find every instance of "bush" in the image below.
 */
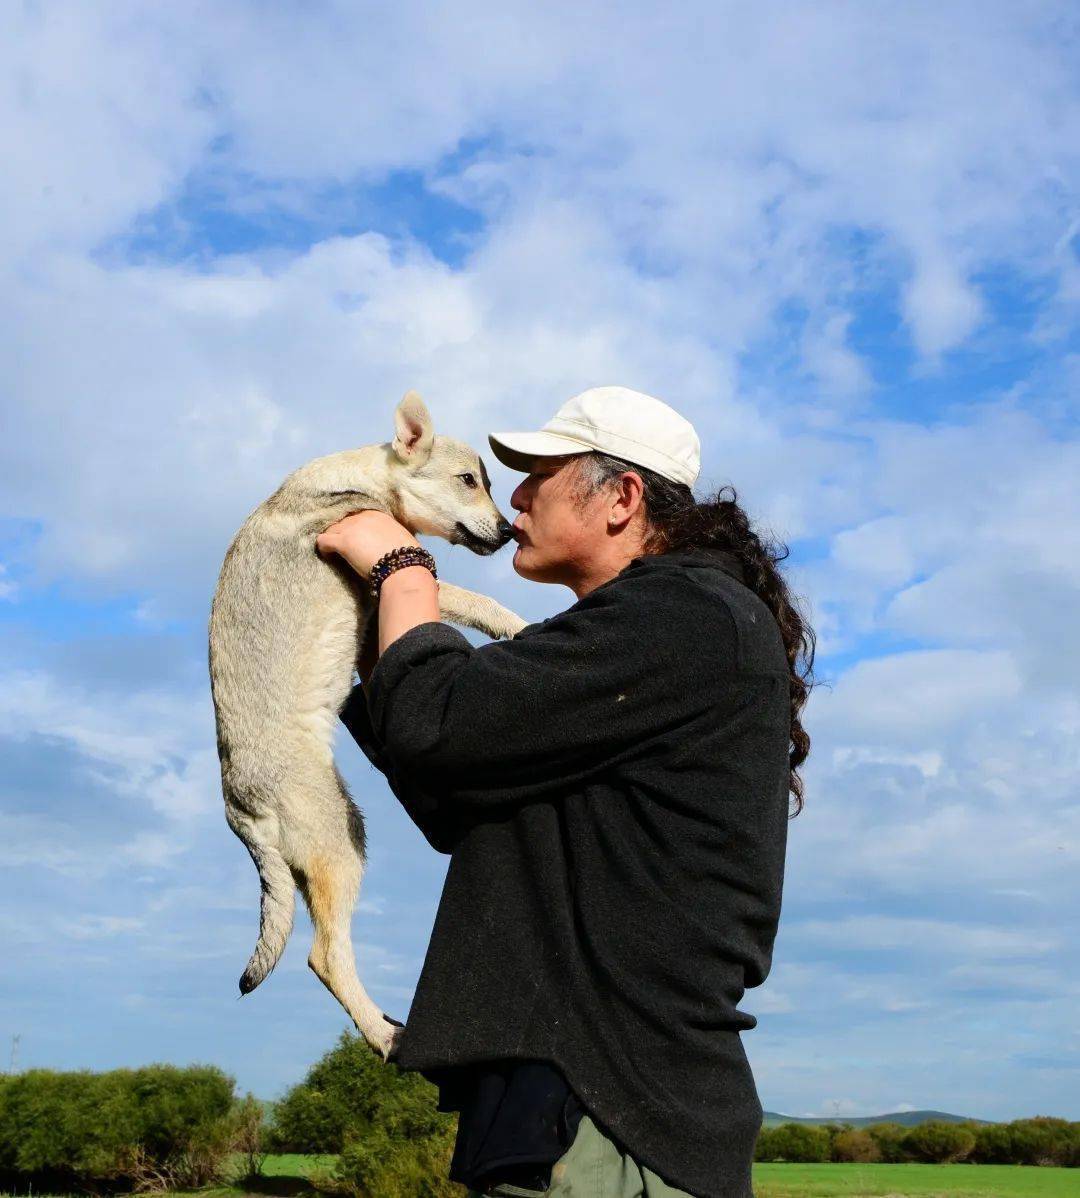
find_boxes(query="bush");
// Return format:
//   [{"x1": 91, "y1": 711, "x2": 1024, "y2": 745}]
[
  {"x1": 901, "y1": 1120, "x2": 976, "y2": 1163},
  {"x1": 971, "y1": 1119, "x2": 1014, "y2": 1164},
  {"x1": 755, "y1": 1114, "x2": 1080, "y2": 1169},
  {"x1": 0, "y1": 1064, "x2": 239, "y2": 1191},
  {"x1": 753, "y1": 1127, "x2": 781, "y2": 1162},
  {"x1": 831, "y1": 1128, "x2": 881, "y2": 1162},
  {"x1": 334, "y1": 1123, "x2": 458, "y2": 1198},
  {"x1": 971, "y1": 1116, "x2": 1079, "y2": 1167},
  {"x1": 1012, "y1": 1117, "x2": 1079, "y2": 1167},
  {"x1": 269, "y1": 1031, "x2": 453, "y2": 1154},
  {"x1": 754, "y1": 1122, "x2": 831, "y2": 1162},
  {"x1": 269, "y1": 1031, "x2": 459, "y2": 1196},
  {"x1": 864, "y1": 1121, "x2": 909, "y2": 1163},
  {"x1": 230, "y1": 1093, "x2": 268, "y2": 1184}
]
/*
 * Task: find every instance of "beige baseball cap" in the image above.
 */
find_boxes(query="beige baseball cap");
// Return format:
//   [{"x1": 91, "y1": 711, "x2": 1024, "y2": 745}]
[{"x1": 488, "y1": 386, "x2": 701, "y2": 487}]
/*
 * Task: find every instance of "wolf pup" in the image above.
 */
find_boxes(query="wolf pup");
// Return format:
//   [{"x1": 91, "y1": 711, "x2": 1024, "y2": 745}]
[{"x1": 209, "y1": 392, "x2": 526, "y2": 1061}]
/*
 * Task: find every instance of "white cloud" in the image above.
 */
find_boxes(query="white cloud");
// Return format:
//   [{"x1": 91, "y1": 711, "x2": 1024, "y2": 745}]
[
  {"x1": 57, "y1": 914, "x2": 145, "y2": 940},
  {"x1": 801, "y1": 312, "x2": 873, "y2": 397},
  {"x1": 903, "y1": 258, "x2": 983, "y2": 359},
  {"x1": 0, "y1": 812, "x2": 178, "y2": 879},
  {"x1": 0, "y1": 564, "x2": 17, "y2": 601},
  {"x1": 0, "y1": 668, "x2": 218, "y2": 827},
  {"x1": 813, "y1": 648, "x2": 1024, "y2": 741},
  {"x1": 790, "y1": 914, "x2": 1060, "y2": 959}
]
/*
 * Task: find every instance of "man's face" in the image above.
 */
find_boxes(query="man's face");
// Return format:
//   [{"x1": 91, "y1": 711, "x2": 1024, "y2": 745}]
[{"x1": 508, "y1": 455, "x2": 607, "y2": 585}]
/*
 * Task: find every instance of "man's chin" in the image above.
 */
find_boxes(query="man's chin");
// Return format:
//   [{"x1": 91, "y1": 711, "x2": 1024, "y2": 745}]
[
  {"x1": 512, "y1": 550, "x2": 564, "y2": 588},
  {"x1": 512, "y1": 544, "x2": 544, "y2": 581}
]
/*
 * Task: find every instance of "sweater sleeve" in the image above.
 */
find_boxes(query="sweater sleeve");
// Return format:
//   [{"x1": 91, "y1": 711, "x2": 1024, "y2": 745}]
[
  {"x1": 338, "y1": 683, "x2": 461, "y2": 854},
  {"x1": 365, "y1": 573, "x2": 726, "y2": 808}
]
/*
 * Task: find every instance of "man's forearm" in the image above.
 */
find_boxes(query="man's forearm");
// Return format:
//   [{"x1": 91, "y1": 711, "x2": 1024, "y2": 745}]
[{"x1": 377, "y1": 565, "x2": 441, "y2": 655}]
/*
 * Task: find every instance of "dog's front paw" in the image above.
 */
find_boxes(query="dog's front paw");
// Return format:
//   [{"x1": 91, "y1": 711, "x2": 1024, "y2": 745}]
[{"x1": 493, "y1": 610, "x2": 528, "y2": 640}]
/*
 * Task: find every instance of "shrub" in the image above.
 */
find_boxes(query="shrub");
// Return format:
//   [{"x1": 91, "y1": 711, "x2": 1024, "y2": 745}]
[
  {"x1": 971, "y1": 1119, "x2": 1014, "y2": 1164},
  {"x1": 269, "y1": 1031, "x2": 460, "y2": 1195},
  {"x1": 0, "y1": 1064, "x2": 238, "y2": 1191},
  {"x1": 816, "y1": 1123, "x2": 845, "y2": 1156},
  {"x1": 753, "y1": 1126, "x2": 780, "y2": 1161},
  {"x1": 229, "y1": 1092, "x2": 268, "y2": 1184},
  {"x1": 865, "y1": 1121, "x2": 910, "y2": 1163},
  {"x1": 754, "y1": 1122, "x2": 831, "y2": 1162},
  {"x1": 972, "y1": 1117, "x2": 1079, "y2": 1166},
  {"x1": 831, "y1": 1128, "x2": 881, "y2": 1162},
  {"x1": 900, "y1": 1120, "x2": 976, "y2": 1163},
  {"x1": 334, "y1": 1123, "x2": 458, "y2": 1198},
  {"x1": 758, "y1": 1114, "x2": 1080, "y2": 1169},
  {"x1": 269, "y1": 1031, "x2": 453, "y2": 1154}
]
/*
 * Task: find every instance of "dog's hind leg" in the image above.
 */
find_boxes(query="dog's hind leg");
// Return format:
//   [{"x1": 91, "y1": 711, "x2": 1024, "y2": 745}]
[{"x1": 298, "y1": 848, "x2": 402, "y2": 1061}]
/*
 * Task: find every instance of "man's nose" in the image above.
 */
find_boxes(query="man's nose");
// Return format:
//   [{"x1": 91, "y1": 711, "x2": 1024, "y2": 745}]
[{"x1": 510, "y1": 481, "x2": 528, "y2": 512}]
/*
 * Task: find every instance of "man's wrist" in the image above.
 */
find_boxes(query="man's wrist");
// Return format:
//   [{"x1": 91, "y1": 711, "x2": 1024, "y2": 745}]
[
  {"x1": 378, "y1": 564, "x2": 438, "y2": 597},
  {"x1": 370, "y1": 544, "x2": 437, "y2": 596},
  {"x1": 377, "y1": 564, "x2": 441, "y2": 655},
  {"x1": 353, "y1": 537, "x2": 419, "y2": 578}
]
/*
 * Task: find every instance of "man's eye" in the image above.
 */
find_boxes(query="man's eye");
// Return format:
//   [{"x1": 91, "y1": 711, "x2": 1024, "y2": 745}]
[{"x1": 459, "y1": 472, "x2": 478, "y2": 488}]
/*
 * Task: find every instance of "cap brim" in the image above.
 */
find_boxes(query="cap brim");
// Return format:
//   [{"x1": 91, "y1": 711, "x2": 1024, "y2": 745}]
[{"x1": 487, "y1": 430, "x2": 593, "y2": 473}]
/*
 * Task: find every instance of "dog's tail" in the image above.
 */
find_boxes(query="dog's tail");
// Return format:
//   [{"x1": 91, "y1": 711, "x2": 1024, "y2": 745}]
[{"x1": 239, "y1": 843, "x2": 296, "y2": 994}]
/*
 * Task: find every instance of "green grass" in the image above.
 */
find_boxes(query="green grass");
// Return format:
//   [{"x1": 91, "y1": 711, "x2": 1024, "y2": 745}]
[
  {"x1": 9, "y1": 1155, "x2": 1076, "y2": 1198},
  {"x1": 211, "y1": 1157, "x2": 1080, "y2": 1198},
  {"x1": 751, "y1": 1161, "x2": 1077, "y2": 1197},
  {"x1": 256, "y1": 1154, "x2": 338, "y2": 1179},
  {"x1": 150, "y1": 1153, "x2": 340, "y2": 1198}
]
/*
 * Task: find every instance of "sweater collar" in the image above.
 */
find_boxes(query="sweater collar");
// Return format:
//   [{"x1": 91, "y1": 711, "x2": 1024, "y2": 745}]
[{"x1": 624, "y1": 546, "x2": 747, "y2": 586}]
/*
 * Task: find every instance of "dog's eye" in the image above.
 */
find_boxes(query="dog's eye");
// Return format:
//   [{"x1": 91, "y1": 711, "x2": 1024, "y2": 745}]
[{"x1": 459, "y1": 472, "x2": 478, "y2": 489}]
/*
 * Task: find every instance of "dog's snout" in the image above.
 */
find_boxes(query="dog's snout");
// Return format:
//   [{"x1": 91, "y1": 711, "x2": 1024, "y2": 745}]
[{"x1": 496, "y1": 517, "x2": 514, "y2": 544}]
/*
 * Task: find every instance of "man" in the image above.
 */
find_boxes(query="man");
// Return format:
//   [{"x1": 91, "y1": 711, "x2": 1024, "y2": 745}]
[{"x1": 316, "y1": 387, "x2": 803, "y2": 1198}]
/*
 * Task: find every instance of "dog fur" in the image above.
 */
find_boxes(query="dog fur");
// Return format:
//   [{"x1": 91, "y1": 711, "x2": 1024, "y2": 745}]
[{"x1": 208, "y1": 392, "x2": 525, "y2": 1060}]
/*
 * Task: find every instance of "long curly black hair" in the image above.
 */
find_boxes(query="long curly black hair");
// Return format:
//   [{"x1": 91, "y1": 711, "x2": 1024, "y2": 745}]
[{"x1": 572, "y1": 452, "x2": 816, "y2": 817}]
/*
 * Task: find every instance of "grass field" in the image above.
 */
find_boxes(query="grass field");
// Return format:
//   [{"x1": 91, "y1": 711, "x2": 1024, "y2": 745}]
[
  {"x1": 239, "y1": 1155, "x2": 1078, "y2": 1198},
  {"x1": 181, "y1": 1153, "x2": 340, "y2": 1197},
  {"x1": 8, "y1": 1154, "x2": 1076, "y2": 1198},
  {"x1": 751, "y1": 1161, "x2": 1078, "y2": 1197},
  {"x1": 257, "y1": 1154, "x2": 339, "y2": 1180}
]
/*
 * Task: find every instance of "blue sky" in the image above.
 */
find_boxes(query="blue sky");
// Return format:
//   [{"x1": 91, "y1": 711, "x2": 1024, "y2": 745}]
[{"x1": 1, "y1": 1, "x2": 1078, "y2": 1121}]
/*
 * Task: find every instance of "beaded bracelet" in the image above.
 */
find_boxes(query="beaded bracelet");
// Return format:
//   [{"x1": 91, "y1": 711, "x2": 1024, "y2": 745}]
[{"x1": 369, "y1": 544, "x2": 438, "y2": 601}]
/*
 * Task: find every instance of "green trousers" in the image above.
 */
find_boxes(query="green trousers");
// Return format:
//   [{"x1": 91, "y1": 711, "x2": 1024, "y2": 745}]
[{"x1": 467, "y1": 1112, "x2": 696, "y2": 1198}]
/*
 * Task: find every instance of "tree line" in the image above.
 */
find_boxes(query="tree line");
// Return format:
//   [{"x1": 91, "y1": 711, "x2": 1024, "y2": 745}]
[
  {"x1": 754, "y1": 1116, "x2": 1080, "y2": 1167},
  {"x1": 1, "y1": 1034, "x2": 1077, "y2": 1196}
]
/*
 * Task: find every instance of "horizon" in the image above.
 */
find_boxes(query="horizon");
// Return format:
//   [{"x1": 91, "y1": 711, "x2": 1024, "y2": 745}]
[{"x1": 1, "y1": 2, "x2": 1077, "y2": 1124}]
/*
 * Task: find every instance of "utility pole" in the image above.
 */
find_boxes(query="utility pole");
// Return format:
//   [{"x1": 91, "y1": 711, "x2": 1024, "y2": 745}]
[{"x1": 9, "y1": 1033, "x2": 20, "y2": 1073}]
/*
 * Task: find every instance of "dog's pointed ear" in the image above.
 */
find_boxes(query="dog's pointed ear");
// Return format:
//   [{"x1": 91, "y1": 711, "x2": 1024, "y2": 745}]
[{"x1": 392, "y1": 391, "x2": 434, "y2": 465}]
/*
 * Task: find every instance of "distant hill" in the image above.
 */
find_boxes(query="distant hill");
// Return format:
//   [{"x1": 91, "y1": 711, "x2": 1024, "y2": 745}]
[{"x1": 762, "y1": 1108, "x2": 994, "y2": 1128}]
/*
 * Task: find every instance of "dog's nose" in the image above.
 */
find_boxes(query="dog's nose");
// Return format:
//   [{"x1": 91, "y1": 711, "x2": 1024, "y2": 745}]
[{"x1": 496, "y1": 517, "x2": 514, "y2": 544}]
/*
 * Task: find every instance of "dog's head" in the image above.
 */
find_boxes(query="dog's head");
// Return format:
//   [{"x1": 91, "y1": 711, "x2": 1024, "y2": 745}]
[{"x1": 386, "y1": 392, "x2": 514, "y2": 555}]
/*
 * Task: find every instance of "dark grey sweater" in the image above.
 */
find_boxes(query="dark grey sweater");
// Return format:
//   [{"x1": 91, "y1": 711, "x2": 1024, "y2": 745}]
[{"x1": 350, "y1": 548, "x2": 791, "y2": 1198}]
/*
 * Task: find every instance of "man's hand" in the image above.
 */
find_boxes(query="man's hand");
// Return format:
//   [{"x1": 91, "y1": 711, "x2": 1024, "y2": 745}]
[
  {"x1": 315, "y1": 510, "x2": 419, "y2": 578},
  {"x1": 317, "y1": 511, "x2": 440, "y2": 656}
]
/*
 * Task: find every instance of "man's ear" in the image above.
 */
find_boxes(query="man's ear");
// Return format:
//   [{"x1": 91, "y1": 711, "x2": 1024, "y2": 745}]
[
  {"x1": 609, "y1": 470, "x2": 645, "y2": 530},
  {"x1": 392, "y1": 391, "x2": 434, "y2": 465}
]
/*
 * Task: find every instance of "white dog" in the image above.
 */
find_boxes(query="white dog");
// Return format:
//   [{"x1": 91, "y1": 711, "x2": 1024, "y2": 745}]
[{"x1": 208, "y1": 393, "x2": 525, "y2": 1059}]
